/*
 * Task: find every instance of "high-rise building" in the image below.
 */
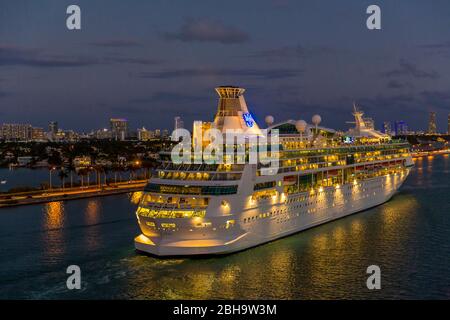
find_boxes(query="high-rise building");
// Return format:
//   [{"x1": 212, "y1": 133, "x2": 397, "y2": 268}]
[
  {"x1": 137, "y1": 127, "x2": 152, "y2": 141},
  {"x1": 110, "y1": 118, "x2": 128, "y2": 141},
  {"x1": 382, "y1": 121, "x2": 392, "y2": 136},
  {"x1": 174, "y1": 116, "x2": 184, "y2": 131},
  {"x1": 154, "y1": 129, "x2": 161, "y2": 137},
  {"x1": 49, "y1": 121, "x2": 58, "y2": 134},
  {"x1": 0, "y1": 123, "x2": 32, "y2": 141},
  {"x1": 447, "y1": 114, "x2": 450, "y2": 134},
  {"x1": 31, "y1": 127, "x2": 46, "y2": 141},
  {"x1": 428, "y1": 111, "x2": 437, "y2": 134},
  {"x1": 394, "y1": 120, "x2": 408, "y2": 136}
]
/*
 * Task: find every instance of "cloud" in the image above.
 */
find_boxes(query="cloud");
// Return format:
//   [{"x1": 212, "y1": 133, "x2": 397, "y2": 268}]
[
  {"x1": 109, "y1": 105, "x2": 148, "y2": 114},
  {"x1": 420, "y1": 90, "x2": 450, "y2": 106},
  {"x1": 359, "y1": 94, "x2": 414, "y2": 106},
  {"x1": 127, "y1": 92, "x2": 208, "y2": 117},
  {"x1": 89, "y1": 39, "x2": 142, "y2": 48},
  {"x1": 382, "y1": 59, "x2": 439, "y2": 79},
  {"x1": 357, "y1": 92, "x2": 448, "y2": 119},
  {"x1": 271, "y1": 0, "x2": 291, "y2": 7},
  {"x1": 418, "y1": 41, "x2": 450, "y2": 50},
  {"x1": 248, "y1": 44, "x2": 332, "y2": 60},
  {"x1": 0, "y1": 44, "x2": 161, "y2": 68},
  {"x1": 0, "y1": 90, "x2": 10, "y2": 99},
  {"x1": 0, "y1": 44, "x2": 99, "y2": 68},
  {"x1": 386, "y1": 80, "x2": 413, "y2": 90},
  {"x1": 138, "y1": 67, "x2": 303, "y2": 80},
  {"x1": 130, "y1": 92, "x2": 204, "y2": 104},
  {"x1": 417, "y1": 41, "x2": 450, "y2": 57},
  {"x1": 102, "y1": 56, "x2": 161, "y2": 65},
  {"x1": 164, "y1": 18, "x2": 250, "y2": 44}
]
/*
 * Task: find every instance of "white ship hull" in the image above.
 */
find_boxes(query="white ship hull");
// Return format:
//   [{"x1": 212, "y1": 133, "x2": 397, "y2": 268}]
[{"x1": 135, "y1": 171, "x2": 409, "y2": 256}]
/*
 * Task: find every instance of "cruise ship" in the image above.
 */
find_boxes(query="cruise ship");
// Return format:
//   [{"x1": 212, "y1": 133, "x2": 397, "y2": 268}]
[{"x1": 134, "y1": 86, "x2": 413, "y2": 256}]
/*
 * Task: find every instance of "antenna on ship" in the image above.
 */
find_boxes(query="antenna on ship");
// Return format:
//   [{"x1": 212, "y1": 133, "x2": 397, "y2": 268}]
[{"x1": 347, "y1": 101, "x2": 361, "y2": 125}]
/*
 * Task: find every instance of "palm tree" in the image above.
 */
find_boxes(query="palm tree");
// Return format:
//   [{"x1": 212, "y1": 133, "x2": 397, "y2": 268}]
[
  {"x1": 102, "y1": 166, "x2": 110, "y2": 185},
  {"x1": 48, "y1": 151, "x2": 63, "y2": 167},
  {"x1": 111, "y1": 164, "x2": 119, "y2": 184},
  {"x1": 142, "y1": 159, "x2": 156, "y2": 180},
  {"x1": 66, "y1": 162, "x2": 75, "y2": 188},
  {"x1": 77, "y1": 168, "x2": 88, "y2": 187},
  {"x1": 58, "y1": 169, "x2": 68, "y2": 189}
]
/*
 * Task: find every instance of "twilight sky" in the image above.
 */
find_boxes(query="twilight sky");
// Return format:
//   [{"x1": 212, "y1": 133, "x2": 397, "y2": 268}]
[{"x1": 1, "y1": 0, "x2": 450, "y2": 133}]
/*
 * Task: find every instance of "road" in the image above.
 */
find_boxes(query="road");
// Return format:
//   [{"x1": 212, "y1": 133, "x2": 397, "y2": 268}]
[{"x1": 0, "y1": 180, "x2": 147, "y2": 207}]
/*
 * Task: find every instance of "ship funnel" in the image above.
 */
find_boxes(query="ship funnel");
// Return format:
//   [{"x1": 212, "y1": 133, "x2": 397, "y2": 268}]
[{"x1": 213, "y1": 86, "x2": 262, "y2": 135}]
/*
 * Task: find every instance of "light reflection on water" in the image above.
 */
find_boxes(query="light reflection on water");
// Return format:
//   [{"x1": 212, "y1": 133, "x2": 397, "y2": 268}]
[
  {"x1": 0, "y1": 155, "x2": 449, "y2": 299},
  {"x1": 41, "y1": 202, "x2": 65, "y2": 266},
  {"x1": 84, "y1": 199, "x2": 102, "y2": 251}
]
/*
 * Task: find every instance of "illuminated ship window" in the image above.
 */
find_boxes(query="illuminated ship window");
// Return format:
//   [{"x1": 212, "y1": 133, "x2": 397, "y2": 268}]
[
  {"x1": 161, "y1": 223, "x2": 176, "y2": 229},
  {"x1": 254, "y1": 181, "x2": 276, "y2": 190},
  {"x1": 226, "y1": 220, "x2": 235, "y2": 229}
]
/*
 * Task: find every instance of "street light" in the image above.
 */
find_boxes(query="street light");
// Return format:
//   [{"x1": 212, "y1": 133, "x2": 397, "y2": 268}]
[{"x1": 49, "y1": 166, "x2": 56, "y2": 189}]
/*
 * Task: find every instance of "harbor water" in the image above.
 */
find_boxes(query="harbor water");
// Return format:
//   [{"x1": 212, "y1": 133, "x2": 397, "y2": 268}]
[{"x1": 0, "y1": 155, "x2": 449, "y2": 299}]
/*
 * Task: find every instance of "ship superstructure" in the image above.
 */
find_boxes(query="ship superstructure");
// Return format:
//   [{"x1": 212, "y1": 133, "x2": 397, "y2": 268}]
[{"x1": 135, "y1": 86, "x2": 413, "y2": 256}]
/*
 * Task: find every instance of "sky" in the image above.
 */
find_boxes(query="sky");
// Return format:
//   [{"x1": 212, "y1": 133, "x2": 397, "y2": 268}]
[{"x1": 1, "y1": 0, "x2": 450, "y2": 133}]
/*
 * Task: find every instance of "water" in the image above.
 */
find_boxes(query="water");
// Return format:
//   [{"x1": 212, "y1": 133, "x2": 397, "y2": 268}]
[
  {"x1": 0, "y1": 168, "x2": 50, "y2": 190},
  {"x1": 0, "y1": 155, "x2": 449, "y2": 299}
]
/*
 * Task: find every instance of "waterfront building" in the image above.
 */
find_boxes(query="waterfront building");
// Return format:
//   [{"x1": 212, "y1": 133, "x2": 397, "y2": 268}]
[
  {"x1": 31, "y1": 127, "x2": 46, "y2": 141},
  {"x1": 17, "y1": 156, "x2": 33, "y2": 166},
  {"x1": 154, "y1": 129, "x2": 161, "y2": 137},
  {"x1": 110, "y1": 118, "x2": 128, "y2": 141},
  {"x1": 73, "y1": 156, "x2": 91, "y2": 168},
  {"x1": 134, "y1": 86, "x2": 413, "y2": 256},
  {"x1": 428, "y1": 111, "x2": 437, "y2": 134},
  {"x1": 0, "y1": 123, "x2": 32, "y2": 141}
]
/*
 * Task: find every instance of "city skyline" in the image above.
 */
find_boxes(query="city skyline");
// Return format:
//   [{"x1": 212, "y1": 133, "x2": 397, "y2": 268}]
[
  {"x1": 1, "y1": 110, "x2": 450, "y2": 142},
  {"x1": 1, "y1": 0, "x2": 450, "y2": 132}
]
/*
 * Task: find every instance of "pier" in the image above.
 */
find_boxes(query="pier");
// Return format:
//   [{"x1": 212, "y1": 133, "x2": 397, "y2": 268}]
[{"x1": 0, "y1": 180, "x2": 147, "y2": 208}]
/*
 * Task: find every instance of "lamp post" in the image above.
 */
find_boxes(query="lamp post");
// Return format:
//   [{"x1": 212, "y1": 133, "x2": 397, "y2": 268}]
[
  {"x1": 134, "y1": 160, "x2": 141, "y2": 181},
  {"x1": 87, "y1": 167, "x2": 91, "y2": 186},
  {"x1": 49, "y1": 166, "x2": 56, "y2": 189}
]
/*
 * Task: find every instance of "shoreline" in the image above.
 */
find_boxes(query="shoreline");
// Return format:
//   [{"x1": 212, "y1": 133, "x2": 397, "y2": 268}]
[{"x1": 0, "y1": 180, "x2": 146, "y2": 207}]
